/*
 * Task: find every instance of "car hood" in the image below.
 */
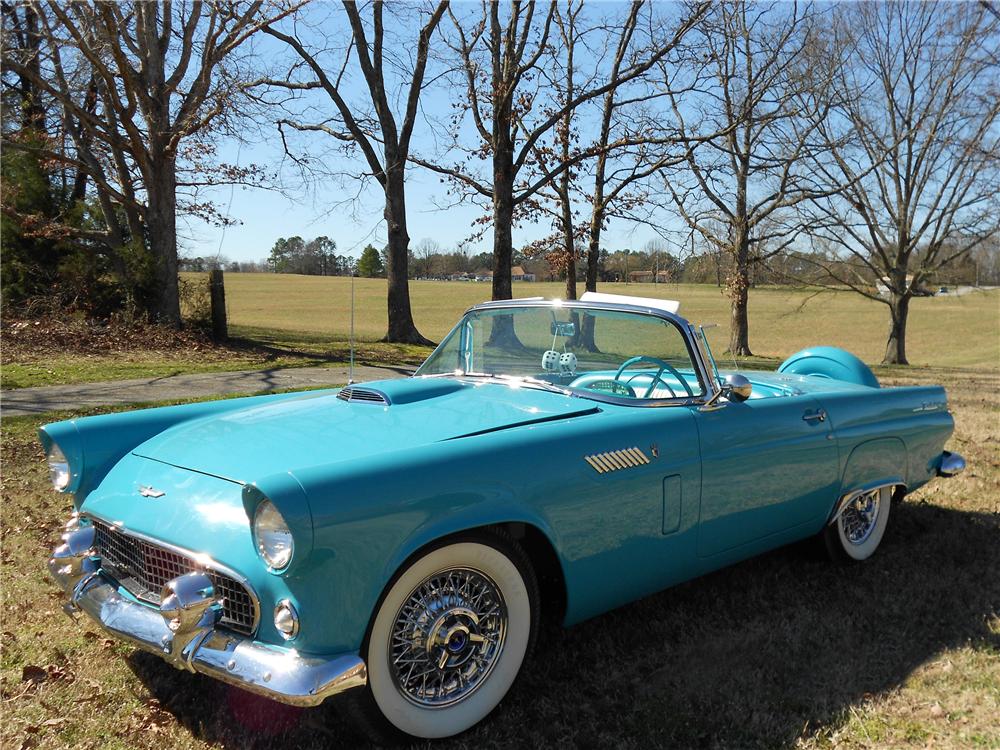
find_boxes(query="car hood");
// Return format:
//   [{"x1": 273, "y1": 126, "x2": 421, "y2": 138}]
[{"x1": 131, "y1": 377, "x2": 599, "y2": 484}]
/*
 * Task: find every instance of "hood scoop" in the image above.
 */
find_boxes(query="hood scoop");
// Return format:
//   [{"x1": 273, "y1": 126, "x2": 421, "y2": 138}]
[
  {"x1": 338, "y1": 378, "x2": 468, "y2": 406},
  {"x1": 337, "y1": 386, "x2": 390, "y2": 405}
]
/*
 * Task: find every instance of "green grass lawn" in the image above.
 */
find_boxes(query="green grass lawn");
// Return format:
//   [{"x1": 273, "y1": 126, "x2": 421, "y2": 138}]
[
  {"x1": 3, "y1": 277, "x2": 997, "y2": 389},
  {"x1": 1, "y1": 366, "x2": 997, "y2": 749}
]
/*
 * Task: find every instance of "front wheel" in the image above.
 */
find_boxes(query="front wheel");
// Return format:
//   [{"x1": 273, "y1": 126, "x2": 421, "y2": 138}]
[
  {"x1": 823, "y1": 486, "x2": 892, "y2": 562},
  {"x1": 347, "y1": 533, "x2": 539, "y2": 742}
]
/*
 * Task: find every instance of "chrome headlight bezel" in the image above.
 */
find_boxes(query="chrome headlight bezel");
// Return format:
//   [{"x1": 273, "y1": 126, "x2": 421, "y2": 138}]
[
  {"x1": 46, "y1": 442, "x2": 72, "y2": 492},
  {"x1": 273, "y1": 599, "x2": 300, "y2": 640},
  {"x1": 252, "y1": 500, "x2": 294, "y2": 572}
]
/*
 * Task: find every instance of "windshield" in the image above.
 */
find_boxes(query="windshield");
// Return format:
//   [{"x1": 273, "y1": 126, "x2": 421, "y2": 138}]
[{"x1": 416, "y1": 304, "x2": 706, "y2": 402}]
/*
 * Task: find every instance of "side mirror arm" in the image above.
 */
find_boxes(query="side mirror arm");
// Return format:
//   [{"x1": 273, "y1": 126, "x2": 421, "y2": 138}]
[{"x1": 698, "y1": 374, "x2": 752, "y2": 411}]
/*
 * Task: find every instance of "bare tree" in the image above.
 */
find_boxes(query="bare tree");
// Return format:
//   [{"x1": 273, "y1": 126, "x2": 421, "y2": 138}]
[
  {"x1": 581, "y1": 2, "x2": 707, "y2": 297},
  {"x1": 413, "y1": 0, "x2": 704, "y2": 303},
  {"x1": 262, "y1": 0, "x2": 447, "y2": 345},
  {"x1": 661, "y1": 0, "x2": 832, "y2": 356},
  {"x1": 521, "y1": 1, "x2": 706, "y2": 303},
  {"x1": 796, "y1": 1, "x2": 1000, "y2": 364},
  {"x1": 1, "y1": 1, "x2": 296, "y2": 325}
]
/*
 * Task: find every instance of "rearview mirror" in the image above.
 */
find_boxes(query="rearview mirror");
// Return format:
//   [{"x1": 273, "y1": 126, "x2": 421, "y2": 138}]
[{"x1": 551, "y1": 321, "x2": 576, "y2": 337}]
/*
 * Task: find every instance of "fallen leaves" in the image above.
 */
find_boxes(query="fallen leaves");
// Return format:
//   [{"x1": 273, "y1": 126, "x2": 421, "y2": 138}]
[{"x1": 20, "y1": 663, "x2": 74, "y2": 686}]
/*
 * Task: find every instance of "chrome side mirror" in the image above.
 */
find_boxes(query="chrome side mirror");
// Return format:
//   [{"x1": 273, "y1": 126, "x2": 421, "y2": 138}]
[{"x1": 723, "y1": 374, "x2": 752, "y2": 402}]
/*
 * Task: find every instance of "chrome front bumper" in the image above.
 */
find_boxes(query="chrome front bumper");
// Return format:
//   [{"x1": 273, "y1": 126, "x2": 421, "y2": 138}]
[{"x1": 48, "y1": 520, "x2": 366, "y2": 707}]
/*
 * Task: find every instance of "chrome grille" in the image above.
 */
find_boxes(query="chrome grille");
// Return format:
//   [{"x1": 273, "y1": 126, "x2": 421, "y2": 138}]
[
  {"x1": 91, "y1": 519, "x2": 258, "y2": 636},
  {"x1": 337, "y1": 386, "x2": 389, "y2": 404}
]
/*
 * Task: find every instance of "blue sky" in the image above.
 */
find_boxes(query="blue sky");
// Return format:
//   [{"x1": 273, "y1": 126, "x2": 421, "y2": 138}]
[{"x1": 178, "y1": 1, "x2": 683, "y2": 265}]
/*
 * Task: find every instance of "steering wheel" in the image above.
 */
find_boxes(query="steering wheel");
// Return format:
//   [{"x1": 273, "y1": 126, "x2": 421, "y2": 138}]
[{"x1": 614, "y1": 355, "x2": 694, "y2": 399}]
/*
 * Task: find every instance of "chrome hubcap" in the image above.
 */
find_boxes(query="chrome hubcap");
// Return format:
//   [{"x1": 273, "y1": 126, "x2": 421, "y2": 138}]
[
  {"x1": 389, "y1": 567, "x2": 507, "y2": 707},
  {"x1": 841, "y1": 489, "x2": 881, "y2": 545}
]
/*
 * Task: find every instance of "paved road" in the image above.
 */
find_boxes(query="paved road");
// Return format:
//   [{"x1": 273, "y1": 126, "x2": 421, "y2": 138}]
[{"x1": 0, "y1": 364, "x2": 411, "y2": 418}]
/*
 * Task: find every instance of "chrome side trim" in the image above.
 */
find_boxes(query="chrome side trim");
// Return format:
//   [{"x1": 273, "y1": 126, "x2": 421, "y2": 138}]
[
  {"x1": 584, "y1": 447, "x2": 651, "y2": 474},
  {"x1": 827, "y1": 482, "x2": 904, "y2": 525},
  {"x1": 937, "y1": 451, "x2": 966, "y2": 477},
  {"x1": 83, "y1": 513, "x2": 262, "y2": 636}
]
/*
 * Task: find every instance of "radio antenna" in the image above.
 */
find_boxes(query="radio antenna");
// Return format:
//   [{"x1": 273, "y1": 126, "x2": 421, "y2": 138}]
[{"x1": 348, "y1": 266, "x2": 356, "y2": 385}]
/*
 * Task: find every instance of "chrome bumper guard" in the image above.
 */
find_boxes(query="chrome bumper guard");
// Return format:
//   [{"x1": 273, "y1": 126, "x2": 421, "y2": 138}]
[
  {"x1": 48, "y1": 519, "x2": 366, "y2": 707},
  {"x1": 937, "y1": 451, "x2": 966, "y2": 478}
]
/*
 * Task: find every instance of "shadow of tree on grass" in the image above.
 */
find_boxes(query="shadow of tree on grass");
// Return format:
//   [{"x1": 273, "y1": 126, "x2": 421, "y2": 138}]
[{"x1": 130, "y1": 501, "x2": 999, "y2": 749}]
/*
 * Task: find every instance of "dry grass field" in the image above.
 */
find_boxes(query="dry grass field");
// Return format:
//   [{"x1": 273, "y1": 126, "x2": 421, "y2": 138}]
[
  {"x1": 4, "y1": 277, "x2": 997, "y2": 389},
  {"x1": 0, "y1": 377, "x2": 997, "y2": 749},
  {"x1": 1, "y1": 277, "x2": 997, "y2": 749},
  {"x1": 216, "y1": 275, "x2": 1000, "y2": 369}
]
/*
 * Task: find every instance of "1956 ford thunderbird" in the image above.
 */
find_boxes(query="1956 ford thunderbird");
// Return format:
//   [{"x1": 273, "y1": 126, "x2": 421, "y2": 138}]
[{"x1": 43, "y1": 293, "x2": 965, "y2": 741}]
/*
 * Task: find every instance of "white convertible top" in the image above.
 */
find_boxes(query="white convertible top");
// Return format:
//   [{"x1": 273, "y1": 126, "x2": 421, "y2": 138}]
[{"x1": 579, "y1": 291, "x2": 680, "y2": 314}]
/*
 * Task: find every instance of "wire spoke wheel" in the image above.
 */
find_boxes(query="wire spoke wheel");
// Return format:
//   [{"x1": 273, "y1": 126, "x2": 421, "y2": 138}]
[
  {"x1": 840, "y1": 489, "x2": 881, "y2": 545},
  {"x1": 353, "y1": 535, "x2": 538, "y2": 741},
  {"x1": 824, "y1": 486, "x2": 892, "y2": 562},
  {"x1": 389, "y1": 567, "x2": 508, "y2": 708}
]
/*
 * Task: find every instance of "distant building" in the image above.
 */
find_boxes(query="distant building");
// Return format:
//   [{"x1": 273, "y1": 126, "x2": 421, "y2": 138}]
[
  {"x1": 629, "y1": 270, "x2": 672, "y2": 283},
  {"x1": 511, "y1": 265, "x2": 536, "y2": 282},
  {"x1": 875, "y1": 274, "x2": 933, "y2": 297}
]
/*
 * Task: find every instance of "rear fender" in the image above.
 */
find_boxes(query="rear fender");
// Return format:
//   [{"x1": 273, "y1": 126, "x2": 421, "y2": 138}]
[{"x1": 830, "y1": 437, "x2": 907, "y2": 522}]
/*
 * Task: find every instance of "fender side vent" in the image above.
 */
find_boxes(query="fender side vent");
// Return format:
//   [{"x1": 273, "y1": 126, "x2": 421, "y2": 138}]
[
  {"x1": 584, "y1": 447, "x2": 650, "y2": 474},
  {"x1": 337, "y1": 387, "x2": 390, "y2": 405}
]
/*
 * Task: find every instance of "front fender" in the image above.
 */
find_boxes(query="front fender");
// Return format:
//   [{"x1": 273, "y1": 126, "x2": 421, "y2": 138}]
[
  {"x1": 40, "y1": 390, "x2": 329, "y2": 506},
  {"x1": 380, "y1": 497, "x2": 565, "y2": 597}
]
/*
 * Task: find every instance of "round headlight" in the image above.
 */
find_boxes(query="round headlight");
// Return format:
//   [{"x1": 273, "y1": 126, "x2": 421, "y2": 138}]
[
  {"x1": 253, "y1": 500, "x2": 294, "y2": 570},
  {"x1": 47, "y1": 443, "x2": 71, "y2": 491}
]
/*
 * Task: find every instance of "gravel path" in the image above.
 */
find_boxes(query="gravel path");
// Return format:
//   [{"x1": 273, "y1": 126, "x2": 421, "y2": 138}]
[{"x1": 0, "y1": 364, "x2": 410, "y2": 418}]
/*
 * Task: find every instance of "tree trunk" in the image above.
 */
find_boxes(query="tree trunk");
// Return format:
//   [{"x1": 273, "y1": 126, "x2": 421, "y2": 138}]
[
  {"x1": 492, "y1": 146, "x2": 515, "y2": 302},
  {"x1": 145, "y1": 156, "x2": 181, "y2": 326},
  {"x1": 585, "y1": 216, "x2": 601, "y2": 293},
  {"x1": 383, "y1": 166, "x2": 432, "y2": 345},
  {"x1": 577, "y1": 207, "x2": 603, "y2": 352},
  {"x1": 488, "y1": 145, "x2": 523, "y2": 349},
  {"x1": 882, "y1": 292, "x2": 910, "y2": 365},
  {"x1": 727, "y1": 229, "x2": 752, "y2": 356},
  {"x1": 562, "y1": 206, "x2": 576, "y2": 300}
]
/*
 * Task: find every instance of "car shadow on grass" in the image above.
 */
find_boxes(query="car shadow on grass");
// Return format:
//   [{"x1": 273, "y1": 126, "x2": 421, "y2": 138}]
[{"x1": 128, "y1": 501, "x2": 1000, "y2": 749}]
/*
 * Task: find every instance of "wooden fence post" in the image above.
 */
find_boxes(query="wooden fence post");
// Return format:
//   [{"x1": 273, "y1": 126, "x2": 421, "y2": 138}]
[{"x1": 209, "y1": 269, "x2": 228, "y2": 340}]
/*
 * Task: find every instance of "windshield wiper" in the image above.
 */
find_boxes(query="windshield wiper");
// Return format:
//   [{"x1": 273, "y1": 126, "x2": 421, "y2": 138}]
[{"x1": 454, "y1": 372, "x2": 577, "y2": 397}]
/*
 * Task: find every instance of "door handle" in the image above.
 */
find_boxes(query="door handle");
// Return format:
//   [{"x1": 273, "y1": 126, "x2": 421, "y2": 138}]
[{"x1": 803, "y1": 409, "x2": 826, "y2": 423}]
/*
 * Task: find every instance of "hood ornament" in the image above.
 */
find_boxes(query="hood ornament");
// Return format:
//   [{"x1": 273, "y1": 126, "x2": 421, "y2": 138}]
[{"x1": 139, "y1": 485, "x2": 166, "y2": 498}]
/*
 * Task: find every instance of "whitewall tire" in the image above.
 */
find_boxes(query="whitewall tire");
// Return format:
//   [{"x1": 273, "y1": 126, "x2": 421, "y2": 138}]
[
  {"x1": 347, "y1": 532, "x2": 538, "y2": 742},
  {"x1": 825, "y1": 486, "x2": 892, "y2": 562}
]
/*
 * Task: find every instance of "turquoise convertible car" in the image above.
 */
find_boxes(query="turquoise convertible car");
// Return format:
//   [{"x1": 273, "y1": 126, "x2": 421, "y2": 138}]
[{"x1": 44, "y1": 293, "x2": 965, "y2": 741}]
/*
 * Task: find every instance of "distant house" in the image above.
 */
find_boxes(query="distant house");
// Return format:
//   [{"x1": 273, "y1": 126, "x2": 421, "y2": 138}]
[
  {"x1": 875, "y1": 274, "x2": 933, "y2": 297},
  {"x1": 474, "y1": 268, "x2": 493, "y2": 282},
  {"x1": 511, "y1": 265, "x2": 536, "y2": 282},
  {"x1": 629, "y1": 270, "x2": 672, "y2": 283}
]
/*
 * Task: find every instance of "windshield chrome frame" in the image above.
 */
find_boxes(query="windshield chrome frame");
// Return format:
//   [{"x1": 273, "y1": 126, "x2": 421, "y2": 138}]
[{"x1": 414, "y1": 298, "x2": 723, "y2": 408}]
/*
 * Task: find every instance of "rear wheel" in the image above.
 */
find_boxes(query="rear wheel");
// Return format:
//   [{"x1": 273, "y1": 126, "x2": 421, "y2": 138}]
[
  {"x1": 823, "y1": 487, "x2": 892, "y2": 562},
  {"x1": 345, "y1": 532, "x2": 538, "y2": 742}
]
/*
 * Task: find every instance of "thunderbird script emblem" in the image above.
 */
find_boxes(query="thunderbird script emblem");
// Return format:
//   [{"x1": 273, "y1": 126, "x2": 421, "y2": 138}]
[{"x1": 138, "y1": 485, "x2": 165, "y2": 498}]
